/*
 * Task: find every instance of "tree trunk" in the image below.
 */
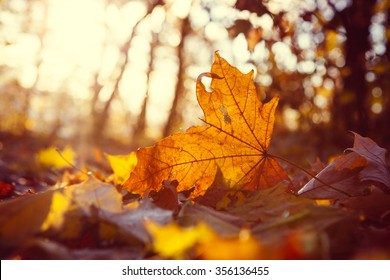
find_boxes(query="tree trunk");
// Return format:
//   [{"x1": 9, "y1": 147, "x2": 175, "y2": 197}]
[
  {"x1": 332, "y1": 0, "x2": 376, "y2": 137},
  {"x1": 90, "y1": 2, "x2": 160, "y2": 144},
  {"x1": 376, "y1": 3, "x2": 390, "y2": 149},
  {"x1": 163, "y1": 17, "x2": 190, "y2": 137},
  {"x1": 133, "y1": 35, "x2": 157, "y2": 138}
]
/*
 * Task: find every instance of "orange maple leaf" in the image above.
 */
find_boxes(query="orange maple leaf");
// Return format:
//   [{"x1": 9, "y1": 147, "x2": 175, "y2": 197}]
[{"x1": 123, "y1": 52, "x2": 289, "y2": 198}]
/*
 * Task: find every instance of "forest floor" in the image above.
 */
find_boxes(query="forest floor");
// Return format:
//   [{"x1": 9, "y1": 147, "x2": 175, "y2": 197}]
[{"x1": 1, "y1": 129, "x2": 390, "y2": 260}]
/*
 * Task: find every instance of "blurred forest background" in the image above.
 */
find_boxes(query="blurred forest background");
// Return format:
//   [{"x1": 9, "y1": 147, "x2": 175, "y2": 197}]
[{"x1": 1, "y1": 0, "x2": 389, "y2": 162}]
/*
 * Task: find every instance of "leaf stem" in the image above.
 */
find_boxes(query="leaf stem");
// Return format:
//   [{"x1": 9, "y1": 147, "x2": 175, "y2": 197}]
[
  {"x1": 269, "y1": 153, "x2": 352, "y2": 197},
  {"x1": 55, "y1": 147, "x2": 91, "y2": 176}
]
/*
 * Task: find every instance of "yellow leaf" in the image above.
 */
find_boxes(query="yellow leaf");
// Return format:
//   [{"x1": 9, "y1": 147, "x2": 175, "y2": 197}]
[
  {"x1": 37, "y1": 146, "x2": 75, "y2": 169},
  {"x1": 198, "y1": 228, "x2": 263, "y2": 259},
  {"x1": 145, "y1": 221, "x2": 215, "y2": 259},
  {"x1": 215, "y1": 190, "x2": 246, "y2": 210},
  {"x1": 41, "y1": 191, "x2": 71, "y2": 231},
  {"x1": 54, "y1": 177, "x2": 124, "y2": 240},
  {"x1": 315, "y1": 200, "x2": 331, "y2": 206},
  {"x1": 105, "y1": 152, "x2": 137, "y2": 184}
]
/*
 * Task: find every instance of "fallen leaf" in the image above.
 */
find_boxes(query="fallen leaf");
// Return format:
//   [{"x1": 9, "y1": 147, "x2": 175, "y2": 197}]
[
  {"x1": 310, "y1": 157, "x2": 326, "y2": 174},
  {"x1": 193, "y1": 167, "x2": 231, "y2": 208},
  {"x1": 0, "y1": 181, "x2": 13, "y2": 198},
  {"x1": 339, "y1": 186, "x2": 390, "y2": 223},
  {"x1": 14, "y1": 238, "x2": 144, "y2": 260},
  {"x1": 37, "y1": 146, "x2": 75, "y2": 169},
  {"x1": 40, "y1": 191, "x2": 71, "y2": 231},
  {"x1": 251, "y1": 205, "x2": 349, "y2": 259},
  {"x1": 46, "y1": 177, "x2": 124, "y2": 241},
  {"x1": 123, "y1": 52, "x2": 289, "y2": 198},
  {"x1": 227, "y1": 183, "x2": 314, "y2": 224},
  {"x1": 145, "y1": 221, "x2": 215, "y2": 259},
  {"x1": 177, "y1": 202, "x2": 243, "y2": 236},
  {"x1": 150, "y1": 180, "x2": 179, "y2": 213},
  {"x1": 100, "y1": 199, "x2": 173, "y2": 244},
  {"x1": 65, "y1": 176, "x2": 123, "y2": 214},
  {"x1": 198, "y1": 228, "x2": 263, "y2": 259},
  {"x1": 0, "y1": 190, "x2": 56, "y2": 247},
  {"x1": 105, "y1": 152, "x2": 137, "y2": 184},
  {"x1": 316, "y1": 200, "x2": 331, "y2": 206},
  {"x1": 0, "y1": 176, "x2": 124, "y2": 249},
  {"x1": 298, "y1": 132, "x2": 390, "y2": 199},
  {"x1": 266, "y1": 229, "x2": 325, "y2": 259},
  {"x1": 298, "y1": 152, "x2": 368, "y2": 199},
  {"x1": 347, "y1": 132, "x2": 390, "y2": 193}
]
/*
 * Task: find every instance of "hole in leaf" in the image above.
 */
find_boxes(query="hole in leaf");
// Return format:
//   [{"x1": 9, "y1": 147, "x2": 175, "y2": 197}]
[{"x1": 202, "y1": 76, "x2": 213, "y2": 93}]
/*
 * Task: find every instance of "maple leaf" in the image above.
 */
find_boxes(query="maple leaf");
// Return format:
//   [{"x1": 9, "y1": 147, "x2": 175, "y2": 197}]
[
  {"x1": 123, "y1": 52, "x2": 289, "y2": 197},
  {"x1": 298, "y1": 132, "x2": 390, "y2": 199}
]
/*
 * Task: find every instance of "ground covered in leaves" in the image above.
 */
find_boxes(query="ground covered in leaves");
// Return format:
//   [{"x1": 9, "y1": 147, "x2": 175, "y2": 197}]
[{"x1": 1, "y1": 53, "x2": 390, "y2": 260}]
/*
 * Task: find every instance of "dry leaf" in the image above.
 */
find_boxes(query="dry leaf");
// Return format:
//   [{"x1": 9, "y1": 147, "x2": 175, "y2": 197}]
[
  {"x1": 298, "y1": 132, "x2": 390, "y2": 199},
  {"x1": 15, "y1": 238, "x2": 144, "y2": 260},
  {"x1": 100, "y1": 199, "x2": 173, "y2": 244},
  {"x1": 123, "y1": 52, "x2": 289, "y2": 198},
  {"x1": 145, "y1": 221, "x2": 215, "y2": 259},
  {"x1": 340, "y1": 186, "x2": 390, "y2": 222},
  {"x1": 65, "y1": 176, "x2": 123, "y2": 214},
  {"x1": 105, "y1": 152, "x2": 137, "y2": 184},
  {"x1": 347, "y1": 132, "x2": 390, "y2": 192},
  {"x1": 40, "y1": 191, "x2": 71, "y2": 231},
  {"x1": 177, "y1": 202, "x2": 243, "y2": 236},
  {"x1": 227, "y1": 183, "x2": 314, "y2": 224},
  {"x1": 0, "y1": 190, "x2": 56, "y2": 246},
  {"x1": 0, "y1": 176, "x2": 125, "y2": 248},
  {"x1": 198, "y1": 228, "x2": 263, "y2": 260},
  {"x1": 150, "y1": 180, "x2": 179, "y2": 213},
  {"x1": 37, "y1": 146, "x2": 75, "y2": 169}
]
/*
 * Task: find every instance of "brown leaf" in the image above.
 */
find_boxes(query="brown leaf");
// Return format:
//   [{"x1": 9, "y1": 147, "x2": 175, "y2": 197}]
[
  {"x1": 177, "y1": 202, "x2": 243, "y2": 236},
  {"x1": 123, "y1": 52, "x2": 289, "y2": 198},
  {"x1": 298, "y1": 132, "x2": 390, "y2": 199},
  {"x1": 340, "y1": 187, "x2": 390, "y2": 223},
  {"x1": 228, "y1": 183, "x2": 314, "y2": 224},
  {"x1": 14, "y1": 238, "x2": 144, "y2": 260},
  {"x1": 193, "y1": 167, "x2": 231, "y2": 208},
  {"x1": 150, "y1": 180, "x2": 179, "y2": 213},
  {"x1": 347, "y1": 132, "x2": 390, "y2": 193},
  {"x1": 0, "y1": 190, "x2": 55, "y2": 247},
  {"x1": 66, "y1": 176, "x2": 123, "y2": 214},
  {"x1": 100, "y1": 199, "x2": 173, "y2": 244}
]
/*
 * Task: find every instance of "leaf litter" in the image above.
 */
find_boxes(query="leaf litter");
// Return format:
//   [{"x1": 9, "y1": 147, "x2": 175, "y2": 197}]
[{"x1": 1, "y1": 52, "x2": 390, "y2": 259}]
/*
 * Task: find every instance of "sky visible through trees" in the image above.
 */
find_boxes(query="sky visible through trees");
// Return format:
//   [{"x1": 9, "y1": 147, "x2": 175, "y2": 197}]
[
  {"x1": 1, "y1": 0, "x2": 390, "y2": 261},
  {"x1": 1, "y1": 0, "x2": 389, "y2": 153}
]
